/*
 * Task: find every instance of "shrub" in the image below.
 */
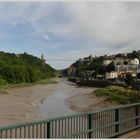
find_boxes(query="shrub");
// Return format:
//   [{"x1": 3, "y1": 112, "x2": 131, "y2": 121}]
[
  {"x1": 94, "y1": 85, "x2": 140, "y2": 104},
  {"x1": 0, "y1": 78, "x2": 7, "y2": 86}
]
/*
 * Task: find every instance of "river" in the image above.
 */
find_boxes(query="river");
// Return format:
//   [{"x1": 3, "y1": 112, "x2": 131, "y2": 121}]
[{"x1": 0, "y1": 78, "x2": 94, "y2": 127}]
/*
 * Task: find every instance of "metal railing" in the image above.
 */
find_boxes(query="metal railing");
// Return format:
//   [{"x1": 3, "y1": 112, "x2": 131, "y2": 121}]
[{"x1": 0, "y1": 102, "x2": 140, "y2": 138}]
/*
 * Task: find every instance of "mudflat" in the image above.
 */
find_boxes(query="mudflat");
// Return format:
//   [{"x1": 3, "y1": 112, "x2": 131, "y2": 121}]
[
  {"x1": 66, "y1": 89, "x2": 117, "y2": 112},
  {"x1": 0, "y1": 83, "x2": 58, "y2": 127},
  {"x1": 0, "y1": 78, "x2": 117, "y2": 127}
]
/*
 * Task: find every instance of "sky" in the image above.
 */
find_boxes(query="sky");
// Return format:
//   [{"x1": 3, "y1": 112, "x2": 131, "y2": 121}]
[{"x1": 0, "y1": 1, "x2": 140, "y2": 69}]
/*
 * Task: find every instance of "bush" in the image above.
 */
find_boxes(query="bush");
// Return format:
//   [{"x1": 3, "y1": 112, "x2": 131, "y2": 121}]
[
  {"x1": 94, "y1": 85, "x2": 140, "y2": 104},
  {"x1": 0, "y1": 78, "x2": 7, "y2": 86}
]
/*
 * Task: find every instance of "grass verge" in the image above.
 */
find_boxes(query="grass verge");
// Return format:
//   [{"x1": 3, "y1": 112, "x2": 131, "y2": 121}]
[
  {"x1": 94, "y1": 85, "x2": 140, "y2": 104},
  {"x1": 36, "y1": 78, "x2": 58, "y2": 84},
  {"x1": 0, "y1": 78, "x2": 58, "y2": 95}
]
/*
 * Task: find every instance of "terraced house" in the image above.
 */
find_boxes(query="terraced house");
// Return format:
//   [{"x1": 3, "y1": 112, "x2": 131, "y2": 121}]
[{"x1": 104, "y1": 57, "x2": 140, "y2": 79}]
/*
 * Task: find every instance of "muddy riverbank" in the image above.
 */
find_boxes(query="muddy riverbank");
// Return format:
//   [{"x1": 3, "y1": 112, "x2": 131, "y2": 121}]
[
  {"x1": 0, "y1": 78, "x2": 116, "y2": 127},
  {"x1": 66, "y1": 89, "x2": 117, "y2": 112}
]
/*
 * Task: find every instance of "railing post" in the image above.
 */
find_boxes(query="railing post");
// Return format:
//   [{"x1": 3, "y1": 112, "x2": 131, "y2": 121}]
[
  {"x1": 115, "y1": 109, "x2": 119, "y2": 133},
  {"x1": 0, "y1": 130, "x2": 2, "y2": 138},
  {"x1": 136, "y1": 105, "x2": 139, "y2": 126},
  {"x1": 87, "y1": 114, "x2": 92, "y2": 138},
  {"x1": 47, "y1": 122, "x2": 50, "y2": 138}
]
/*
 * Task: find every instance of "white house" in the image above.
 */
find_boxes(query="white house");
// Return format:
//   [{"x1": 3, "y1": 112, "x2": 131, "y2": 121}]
[
  {"x1": 103, "y1": 59, "x2": 112, "y2": 66},
  {"x1": 137, "y1": 64, "x2": 140, "y2": 73},
  {"x1": 67, "y1": 65, "x2": 76, "y2": 76},
  {"x1": 105, "y1": 72, "x2": 118, "y2": 79},
  {"x1": 130, "y1": 58, "x2": 139, "y2": 65}
]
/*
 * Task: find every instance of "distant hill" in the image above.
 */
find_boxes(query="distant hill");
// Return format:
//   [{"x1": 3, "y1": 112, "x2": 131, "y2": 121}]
[
  {"x1": 64, "y1": 50, "x2": 140, "y2": 77},
  {"x1": 0, "y1": 51, "x2": 56, "y2": 84}
]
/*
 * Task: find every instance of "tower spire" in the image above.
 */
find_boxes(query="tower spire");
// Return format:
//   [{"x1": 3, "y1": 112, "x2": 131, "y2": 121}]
[{"x1": 41, "y1": 54, "x2": 46, "y2": 64}]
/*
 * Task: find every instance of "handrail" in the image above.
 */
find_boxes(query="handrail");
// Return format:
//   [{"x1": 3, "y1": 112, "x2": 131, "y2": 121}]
[
  {"x1": 0, "y1": 102, "x2": 139, "y2": 130},
  {"x1": 0, "y1": 102, "x2": 140, "y2": 138}
]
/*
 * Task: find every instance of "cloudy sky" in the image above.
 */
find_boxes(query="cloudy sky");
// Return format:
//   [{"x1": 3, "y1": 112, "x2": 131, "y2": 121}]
[{"x1": 0, "y1": 2, "x2": 140, "y2": 69}]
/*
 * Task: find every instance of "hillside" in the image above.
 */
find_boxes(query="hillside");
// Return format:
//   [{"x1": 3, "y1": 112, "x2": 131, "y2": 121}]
[
  {"x1": 0, "y1": 51, "x2": 56, "y2": 84},
  {"x1": 65, "y1": 50, "x2": 140, "y2": 77}
]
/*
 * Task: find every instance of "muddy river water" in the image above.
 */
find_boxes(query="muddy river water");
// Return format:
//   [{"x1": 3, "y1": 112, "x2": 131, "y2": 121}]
[{"x1": 0, "y1": 78, "x2": 94, "y2": 127}]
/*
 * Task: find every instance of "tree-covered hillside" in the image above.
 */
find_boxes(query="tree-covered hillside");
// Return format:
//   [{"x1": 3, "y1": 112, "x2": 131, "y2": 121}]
[
  {"x1": 0, "y1": 51, "x2": 56, "y2": 84},
  {"x1": 65, "y1": 50, "x2": 140, "y2": 77}
]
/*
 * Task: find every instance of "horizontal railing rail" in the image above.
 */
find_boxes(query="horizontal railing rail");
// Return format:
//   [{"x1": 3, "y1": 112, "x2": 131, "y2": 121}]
[{"x1": 0, "y1": 102, "x2": 140, "y2": 138}]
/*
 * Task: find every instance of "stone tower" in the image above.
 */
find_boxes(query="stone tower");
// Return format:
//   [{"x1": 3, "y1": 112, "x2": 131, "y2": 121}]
[{"x1": 41, "y1": 54, "x2": 46, "y2": 64}]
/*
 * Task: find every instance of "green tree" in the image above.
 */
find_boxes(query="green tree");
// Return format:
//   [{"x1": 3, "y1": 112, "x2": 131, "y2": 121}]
[
  {"x1": 106, "y1": 62, "x2": 115, "y2": 72},
  {"x1": 125, "y1": 73, "x2": 134, "y2": 86},
  {"x1": 123, "y1": 61, "x2": 128, "y2": 65},
  {"x1": 127, "y1": 50, "x2": 139, "y2": 58},
  {"x1": 137, "y1": 73, "x2": 140, "y2": 79}
]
